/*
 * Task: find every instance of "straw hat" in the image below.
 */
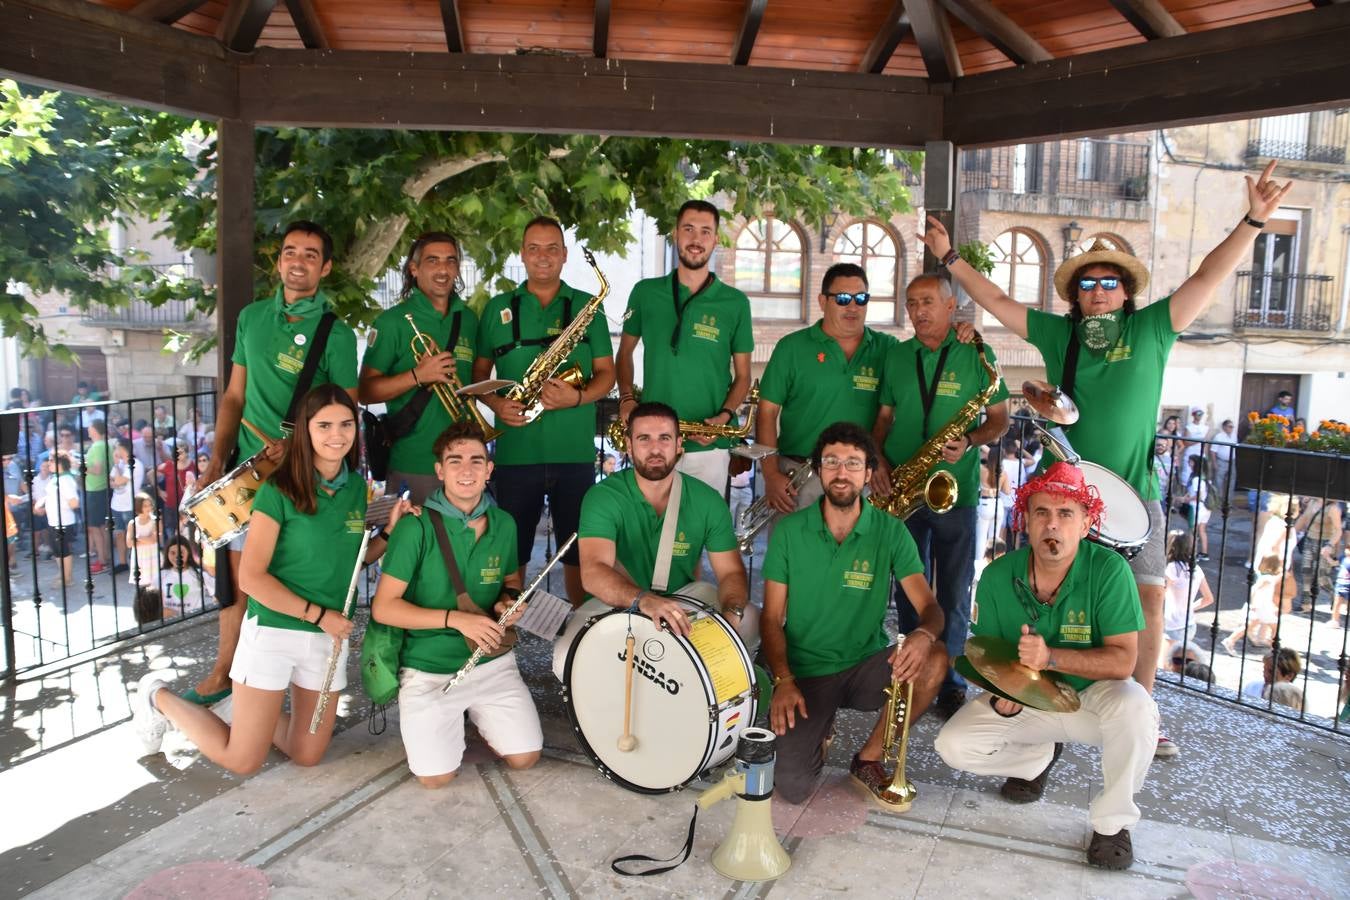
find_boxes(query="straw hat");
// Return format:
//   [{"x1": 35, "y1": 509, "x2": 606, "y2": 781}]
[{"x1": 1053, "y1": 239, "x2": 1150, "y2": 303}]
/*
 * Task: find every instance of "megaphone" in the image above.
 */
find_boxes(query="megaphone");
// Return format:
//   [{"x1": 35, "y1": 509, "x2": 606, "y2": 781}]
[{"x1": 697, "y1": 727, "x2": 792, "y2": 882}]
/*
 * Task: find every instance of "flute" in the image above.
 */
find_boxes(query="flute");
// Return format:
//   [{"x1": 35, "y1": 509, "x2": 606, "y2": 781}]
[
  {"x1": 442, "y1": 532, "x2": 577, "y2": 694},
  {"x1": 309, "y1": 527, "x2": 372, "y2": 734}
]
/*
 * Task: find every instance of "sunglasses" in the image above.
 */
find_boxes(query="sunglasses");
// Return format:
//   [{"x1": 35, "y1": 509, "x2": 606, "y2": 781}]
[
  {"x1": 826, "y1": 291, "x2": 870, "y2": 306},
  {"x1": 1077, "y1": 276, "x2": 1120, "y2": 292}
]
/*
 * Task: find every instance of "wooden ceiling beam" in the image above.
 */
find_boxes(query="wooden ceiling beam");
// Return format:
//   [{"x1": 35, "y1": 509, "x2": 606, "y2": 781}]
[
  {"x1": 904, "y1": 0, "x2": 961, "y2": 82},
  {"x1": 1107, "y1": 0, "x2": 1185, "y2": 40},
  {"x1": 732, "y1": 0, "x2": 768, "y2": 66},
  {"x1": 440, "y1": 0, "x2": 465, "y2": 53},
  {"x1": 1, "y1": 0, "x2": 236, "y2": 118},
  {"x1": 129, "y1": 0, "x2": 210, "y2": 23},
  {"x1": 219, "y1": 0, "x2": 276, "y2": 53},
  {"x1": 236, "y1": 49, "x2": 941, "y2": 146},
  {"x1": 939, "y1": 0, "x2": 1051, "y2": 64},
  {"x1": 284, "y1": 0, "x2": 329, "y2": 50},
  {"x1": 593, "y1": 0, "x2": 612, "y2": 58},
  {"x1": 947, "y1": 5, "x2": 1350, "y2": 146},
  {"x1": 860, "y1": 0, "x2": 911, "y2": 74}
]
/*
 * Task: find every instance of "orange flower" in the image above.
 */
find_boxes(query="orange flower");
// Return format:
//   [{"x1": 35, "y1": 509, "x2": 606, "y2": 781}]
[{"x1": 1248, "y1": 411, "x2": 1260, "y2": 422}]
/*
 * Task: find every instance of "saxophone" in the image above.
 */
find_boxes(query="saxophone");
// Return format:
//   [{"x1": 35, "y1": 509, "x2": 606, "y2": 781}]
[
  {"x1": 734, "y1": 459, "x2": 813, "y2": 554},
  {"x1": 606, "y1": 384, "x2": 761, "y2": 454},
  {"x1": 505, "y1": 248, "x2": 609, "y2": 424},
  {"x1": 869, "y1": 333, "x2": 1002, "y2": 520},
  {"x1": 878, "y1": 676, "x2": 917, "y2": 811}
]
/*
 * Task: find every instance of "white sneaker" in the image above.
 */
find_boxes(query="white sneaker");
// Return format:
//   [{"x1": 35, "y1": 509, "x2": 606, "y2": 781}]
[
  {"x1": 133, "y1": 670, "x2": 175, "y2": 755},
  {"x1": 1155, "y1": 735, "x2": 1179, "y2": 758}
]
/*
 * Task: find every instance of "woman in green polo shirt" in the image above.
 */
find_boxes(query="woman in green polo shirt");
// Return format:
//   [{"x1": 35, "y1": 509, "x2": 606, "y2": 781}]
[{"x1": 132, "y1": 385, "x2": 411, "y2": 774}]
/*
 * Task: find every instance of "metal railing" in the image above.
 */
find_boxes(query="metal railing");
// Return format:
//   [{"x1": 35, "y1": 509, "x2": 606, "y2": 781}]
[
  {"x1": 982, "y1": 418, "x2": 1348, "y2": 734},
  {"x1": 371, "y1": 261, "x2": 527, "y2": 309},
  {"x1": 1246, "y1": 110, "x2": 1349, "y2": 165},
  {"x1": 960, "y1": 138, "x2": 1151, "y2": 203},
  {"x1": 80, "y1": 263, "x2": 212, "y2": 330},
  {"x1": 1233, "y1": 270, "x2": 1337, "y2": 332}
]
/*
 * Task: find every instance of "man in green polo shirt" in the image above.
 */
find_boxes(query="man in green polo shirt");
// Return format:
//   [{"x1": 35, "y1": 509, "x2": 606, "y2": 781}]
[
  {"x1": 872, "y1": 273, "x2": 1009, "y2": 718},
  {"x1": 762, "y1": 421, "x2": 946, "y2": 807},
  {"x1": 577, "y1": 401, "x2": 749, "y2": 638},
  {"x1": 757, "y1": 262, "x2": 897, "y2": 519},
  {"x1": 935, "y1": 462, "x2": 1155, "y2": 871},
  {"x1": 473, "y1": 216, "x2": 615, "y2": 606},
  {"x1": 82, "y1": 417, "x2": 114, "y2": 574},
  {"x1": 922, "y1": 161, "x2": 1291, "y2": 759},
  {"x1": 370, "y1": 421, "x2": 539, "y2": 788},
  {"x1": 616, "y1": 200, "x2": 754, "y2": 495},
  {"x1": 360, "y1": 231, "x2": 480, "y2": 502},
  {"x1": 193, "y1": 221, "x2": 359, "y2": 707}
]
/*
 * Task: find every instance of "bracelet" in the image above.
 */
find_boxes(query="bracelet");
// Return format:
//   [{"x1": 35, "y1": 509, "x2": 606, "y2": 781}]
[
  {"x1": 444, "y1": 609, "x2": 451, "y2": 629},
  {"x1": 410, "y1": 368, "x2": 422, "y2": 388},
  {"x1": 718, "y1": 408, "x2": 736, "y2": 423},
  {"x1": 773, "y1": 672, "x2": 795, "y2": 687},
  {"x1": 910, "y1": 628, "x2": 936, "y2": 644},
  {"x1": 302, "y1": 600, "x2": 313, "y2": 621},
  {"x1": 940, "y1": 248, "x2": 960, "y2": 267},
  {"x1": 628, "y1": 590, "x2": 644, "y2": 613},
  {"x1": 723, "y1": 605, "x2": 745, "y2": 618},
  {"x1": 574, "y1": 387, "x2": 584, "y2": 408},
  {"x1": 1243, "y1": 214, "x2": 1266, "y2": 229},
  {"x1": 1045, "y1": 653, "x2": 1058, "y2": 671},
  {"x1": 315, "y1": 607, "x2": 327, "y2": 626}
]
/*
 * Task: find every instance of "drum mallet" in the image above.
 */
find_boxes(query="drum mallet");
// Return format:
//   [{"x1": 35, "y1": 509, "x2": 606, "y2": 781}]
[
  {"x1": 618, "y1": 632, "x2": 637, "y2": 752},
  {"x1": 696, "y1": 727, "x2": 791, "y2": 882}
]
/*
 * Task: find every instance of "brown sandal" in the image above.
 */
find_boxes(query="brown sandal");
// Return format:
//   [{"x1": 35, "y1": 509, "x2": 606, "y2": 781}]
[
  {"x1": 1087, "y1": 828, "x2": 1134, "y2": 870},
  {"x1": 1000, "y1": 743, "x2": 1062, "y2": 803}
]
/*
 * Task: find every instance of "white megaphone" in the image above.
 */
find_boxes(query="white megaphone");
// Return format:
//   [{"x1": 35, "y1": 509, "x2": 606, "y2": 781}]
[{"x1": 696, "y1": 727, "x2": 791, "y2": 882}]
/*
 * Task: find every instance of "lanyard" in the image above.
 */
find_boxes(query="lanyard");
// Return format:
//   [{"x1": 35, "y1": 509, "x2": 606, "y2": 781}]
[
  {"x1": 669, "y1": 271, "x2": 713, "y2": 354},
  {"x1": 915, "y1": 344, "x2": 952, "y2": 435}
]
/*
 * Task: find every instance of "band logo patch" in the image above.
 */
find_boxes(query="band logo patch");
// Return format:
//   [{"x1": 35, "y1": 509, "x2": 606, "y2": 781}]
[
  {"x1": 936, "y1": 370, "x2": 962, "y2": 398},
  {"x1": 500, "y1": 307, "x2": 513, "y2": 325},
  {"x1": 367, "y1": 328, "x2": 378, "y2": 347},
  {"x1": 852, "y1": 366, "x2": 880, "y2": 392},
  {"x1": 346, "y1": 515, "x2": 365, "y2": 534},
  {"x1": 1105, "y1": 344, "x2": 1132, "y2": 363},
  {"x1": 692, "y1": 314, "x2": 720, "y2": 342},
  {"x1": 276, "y1": 347, "x2": 305, "y2": 375},
  {"x1": 672, "y1": 530, "x2": 691, "y2": 557},
  {"x1": 843, "y1": 558, "x2": 873, "y2": 591},
  {"x1": 480, "y1": 554, "x2": 502, "y2": 584},
  {"x1": 1060, "y1": 609, "x2": 1091, "y2": 643}
]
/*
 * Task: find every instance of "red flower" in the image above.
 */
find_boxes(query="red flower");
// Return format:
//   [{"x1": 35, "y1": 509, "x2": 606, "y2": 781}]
[{"x1": 817, "y1": 352, "x2": 826, "y2": 363}]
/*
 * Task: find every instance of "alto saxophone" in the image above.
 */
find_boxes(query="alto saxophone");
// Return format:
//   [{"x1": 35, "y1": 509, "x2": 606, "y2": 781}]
[
  {"x1": 869, "y1": 333, "x2": 1003, "y2": 520},
  {"x1": 606, "y1": 383, "x2": 761, "y2": 454},
  {"x1": 878, "y1": 675, "x2": 917, "y2": 811},
  {"x1": 505, "y1": 248, "x2": 609, "y2": 424}
]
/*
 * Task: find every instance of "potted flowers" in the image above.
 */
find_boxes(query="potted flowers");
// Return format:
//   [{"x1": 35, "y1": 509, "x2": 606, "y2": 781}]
[{"x1": 1235, "y1": 413, "x2": 1350, "y2": 501}]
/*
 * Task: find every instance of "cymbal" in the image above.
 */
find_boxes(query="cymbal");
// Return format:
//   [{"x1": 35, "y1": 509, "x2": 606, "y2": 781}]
[
  {"x1": 1022, "y1": 381, "x2": 1080, "y2": 426},
  {"x1": 956, "y1": 635, "x2": 1080, "y2": 713}
]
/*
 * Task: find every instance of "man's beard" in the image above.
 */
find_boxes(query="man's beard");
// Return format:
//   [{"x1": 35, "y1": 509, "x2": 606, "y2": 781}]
[
  {"x1": 634, "y1": 454, "x2": 676, "y2": 482},
  {"x1": 677, "y1": 247, "x2": 709, "y2": 271},
  {"x1": 825, "y1": 481, "x2": 860, "y2": 510}
]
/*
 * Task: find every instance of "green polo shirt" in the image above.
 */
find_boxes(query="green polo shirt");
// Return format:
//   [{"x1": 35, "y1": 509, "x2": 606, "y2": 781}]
[
  {"x1": 762, "y1": 500, "x2": 923, "y2": 678},
  {"x1": 84, "y1": 439, "x2": 109, "y2": 491},
  {"x1": 879, "y1": 330, "x2": 1009, "y2": 509},
  {"x1": 476, "y1": 281, "x2": 613, "y2": 467},
  {"x1": 379, "y1": 506, "x2": 518, "y2": 674},
  {"x1": 972, "y1": 542, "x2": 1144, "y2": 692},
  {"x1": 1026, "y1": 298, "x2": 1177, "y2": 501},
  {"x1": 760, "y1": 321, "x2": 897, "y2": 459},
  {"x1": 622, "y1": 273, "x2": 754, "y2": 452},
  {"x1": 578, "y1": 469, "x2": 737, "y2": 594},
  {"x1": 230, "y1": 289, "x2": 359, "y2": 459},
  {"x1": 245, "y1": 475, "x2": 368, "y2": 632},
  {"x1": 363, "y1": 289, "x2": 479, "y2": 476}
]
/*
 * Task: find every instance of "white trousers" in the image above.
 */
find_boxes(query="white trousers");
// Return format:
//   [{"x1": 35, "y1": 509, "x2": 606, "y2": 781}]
[
  {"x1": 677, "y1": 448, "x2": 730, "y2": 496},
  {"x1": 934, "y1": 679, "x2": 1159, "y2": 836}
]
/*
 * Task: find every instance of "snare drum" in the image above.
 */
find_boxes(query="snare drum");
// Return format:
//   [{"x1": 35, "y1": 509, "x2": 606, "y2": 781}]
[
  {"x1": 562, "y1": 587, "x2": 758, "y2": 794},
  {"x1": 181, "y1": 451, "x2": 280, "y2": 547},
  {"x1": 1078, "y1": 460, "x2": 1151, "y2": 558}
]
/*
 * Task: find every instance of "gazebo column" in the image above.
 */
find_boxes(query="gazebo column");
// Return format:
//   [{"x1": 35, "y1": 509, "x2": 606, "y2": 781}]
[{"x1": 215, "y1": 117, "x2": 255, "y2": 379}]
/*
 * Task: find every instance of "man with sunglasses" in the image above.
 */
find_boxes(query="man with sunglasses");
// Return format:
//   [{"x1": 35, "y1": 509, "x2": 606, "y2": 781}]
[
  {"x1": 756, "y1": 263, "x2": 897, "y2": 517},
  {"x1": 872, "y1": 273, "x2": 1010, "y2": 719},
  {"x1": 762, "y1": 422, "x2": 945, "y2": 807},
  {"x1": 935, "y1": 462, "x2": 1153, "y2": 870},
  {"x1": 921, "y1": 160, "x2": 1292, "y2": 758},
  {"x1": 616, "y1": 201, "x2": 754, "y2": 495},
  {"x1": 360, "y1": 231, "x2": 479, "y2": 503}
]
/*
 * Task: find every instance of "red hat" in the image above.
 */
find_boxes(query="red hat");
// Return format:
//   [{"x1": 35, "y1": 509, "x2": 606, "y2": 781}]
[{"x1": 1013, "y1": 461, "x2": 1106, "y2": 532}]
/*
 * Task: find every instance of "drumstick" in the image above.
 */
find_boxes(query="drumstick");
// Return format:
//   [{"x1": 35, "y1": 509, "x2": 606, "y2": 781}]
[
  {"x1": 618, "y1": 633, "x2": 638, "y2": 752},
  {"x1": 238, "y1": 417, "x2": 279, "y2": 446}
]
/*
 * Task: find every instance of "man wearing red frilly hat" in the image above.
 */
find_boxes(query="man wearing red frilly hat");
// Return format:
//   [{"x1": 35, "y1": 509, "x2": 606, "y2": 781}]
[{"x1": 934, "y1": 462, "x2": 1156, "y2": 870}]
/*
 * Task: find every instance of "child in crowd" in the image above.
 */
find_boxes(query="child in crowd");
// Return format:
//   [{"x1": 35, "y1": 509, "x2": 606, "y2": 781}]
[
  {"x1": 1222, "y1": 554, "x2": 1294, "y2": 654},
  {"x1": 160, "y1": 535, "x2": 206, "y2": 618},
  {"x1": 126, "y1": 492, "x2": 161, "y2": 588},
  {"x1": 1162, "y1": 531, "x2": 1214, "y2": 666},
  {"x1": 1241, "y1": 647, "x2": 1302, "y2": 708}
]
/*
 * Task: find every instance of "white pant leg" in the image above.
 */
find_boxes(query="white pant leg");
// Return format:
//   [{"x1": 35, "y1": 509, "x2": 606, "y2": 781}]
[
  {"x1": 1066, "y1": 679, "x2": 1159, "y2": 836},
  {"x1": 934, "y1": 693, "x2": 1066, "y2": 782},
  {"x1": 677, "y1": 448, "x2": 730, "y2": 496}
]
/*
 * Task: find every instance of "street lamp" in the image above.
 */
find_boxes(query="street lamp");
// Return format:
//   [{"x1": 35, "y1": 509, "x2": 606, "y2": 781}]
[{"x1": 1062, "y1": 220, "x2": 1083, "y2": 257}]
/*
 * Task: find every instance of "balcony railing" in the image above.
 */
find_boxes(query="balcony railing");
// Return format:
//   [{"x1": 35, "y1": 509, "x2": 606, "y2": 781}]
[
  {"x1": 80, "y1": 263, "x2": 211, "y2": 331},
  {"x1": 960, "y1": 138, "x2": 1151, "y2": 203},
  {"x1": 1246, "y1": 110, "x2": 1349, "y2": 165},
  {"x1": 1233, "y1": 270, "x2": 1338, "y2": 333}
]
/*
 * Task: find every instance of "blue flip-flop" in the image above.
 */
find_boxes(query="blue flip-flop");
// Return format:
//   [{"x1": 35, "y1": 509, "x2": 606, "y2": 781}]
[{"x1": 182, "y1": 687, "x2": 232, "y2": 706}]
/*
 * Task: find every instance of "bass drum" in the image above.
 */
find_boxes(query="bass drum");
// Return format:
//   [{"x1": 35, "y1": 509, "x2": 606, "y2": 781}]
[
  {"x1": 1078, "y1": 460, "x2": 1151, "y2": 558},
  {"x1": 562, "y1": 584, "x2": 757, "y2": 794}
]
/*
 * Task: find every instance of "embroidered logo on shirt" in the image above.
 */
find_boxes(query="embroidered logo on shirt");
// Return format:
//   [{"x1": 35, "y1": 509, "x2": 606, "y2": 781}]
[
  {"x1": 843, "y1": 559, "x2": 874, "y2": 591},
  {"x1": 346, "y1": 514, "x2": 365, "y2": 535},
  {"x1": 692, "y1": 314, "x2": 720, "y2": 343},
  {"x1": 1060, "y1": 609, "x2": 1091, "y2": 643},
  {"x1": 500, "y1": 307, "x2": 513, "y2": 325},
  {"x1": 672, "y1": 530, "x2": 691, "y2": 558},
  {"x1": 936, "y1": 370, "x2": 962, "y2": 398},
  {"x1": 276, "y1": 346, "x2": 305, "y2": 375},
  {"x1": 480, "y1": 554, "x2": 502, "y2": 585},
  {"x1": 623, "y1": 308, "x2": 635, "y2": 322},
  {"x1": 852, "y1": 366, "x2": 880, "y2": 392},
  {"x1": 1105, "y1": 344, "x2": 1132, "y2": 363}
]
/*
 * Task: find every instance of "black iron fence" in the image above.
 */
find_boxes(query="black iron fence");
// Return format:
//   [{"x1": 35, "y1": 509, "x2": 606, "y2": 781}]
[
  {"x1": 960, "y1": 137, "x2": 1151, "y2": 203},
  {"x1": 1233, "y1": 270, "x2": 1338, "y2": 332},
  {"x1": 985, "y1": 417, "x2": 1349, "y2": 734},
  {"x1": 1246, "y1": 110, "x2": 1349, "y2": 165}
]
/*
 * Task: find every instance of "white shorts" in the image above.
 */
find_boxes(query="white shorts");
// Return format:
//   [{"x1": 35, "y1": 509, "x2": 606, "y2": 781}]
[
  {"x1": 229, "y1": 614, "x2": 348, "y2": 693},
  {"x1": 398, "y1": 652, "x2": 542, "y2": 778}
]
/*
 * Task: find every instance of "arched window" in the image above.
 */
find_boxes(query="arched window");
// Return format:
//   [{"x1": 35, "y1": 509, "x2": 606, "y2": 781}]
[
  {"x1": 833, "y1": 220, "x2": 900, "y2": 324},
  {"x1": 734, "y1": 218, "x2": 805, "y2": 320},
  {"x1": 991, "y1": 229, "x2": 1046, "y2": 308}
]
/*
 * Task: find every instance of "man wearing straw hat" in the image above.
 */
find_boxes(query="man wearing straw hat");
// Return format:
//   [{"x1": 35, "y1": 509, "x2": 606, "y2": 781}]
[{"x1": 921, "y1": 161, "x2": 1291, "y2": 758}]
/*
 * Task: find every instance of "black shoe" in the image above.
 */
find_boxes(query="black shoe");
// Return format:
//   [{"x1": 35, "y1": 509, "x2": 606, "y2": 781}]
[
  {"x1": 113, "y1": 563, "x2": 129, "y2": 574},
  {"x1": 934, "y1": 689, "x2": 967, "y2": 720},
  {"x1": 1001, "y1": 743, "x2": 1063, "y2": 803}
]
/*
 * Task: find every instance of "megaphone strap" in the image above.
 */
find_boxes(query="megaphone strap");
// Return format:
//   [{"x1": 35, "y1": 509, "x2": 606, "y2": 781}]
[{"x1": 610, "y1": 805, "x2": 699, "y2": 877}]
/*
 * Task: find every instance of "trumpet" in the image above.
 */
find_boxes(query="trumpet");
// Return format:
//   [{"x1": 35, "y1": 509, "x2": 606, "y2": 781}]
[
  {"x1": 607, "y1": 384, "x2": 761, "y2": 454},
  {"x1": 733, "y1": 457, "x2": 814, "y2": 553},
  {"x1": 878, "y1": 675, "x2": 917, "y2": 811},
  {"x1": 405, "y1": 314, "x2": 502, "y2": 441}
]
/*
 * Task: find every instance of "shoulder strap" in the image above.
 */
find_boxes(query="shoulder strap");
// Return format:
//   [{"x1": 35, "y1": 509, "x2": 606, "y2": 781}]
[
  {"x1": 283, "y1": 312, "x2": 338, "y2": 433},
  {"x1": 430, "y1": 512, "x2": 474, "y2": 610},
  {"x1": 1060, "y1": 323, "x2": 1082, "y2": 401},
  {"x1": 650, "y1": 473, "x2": 684, "y2": 593},
  {"x1": 493, "y1": 292, "x2": 574, "y2": 359}
]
